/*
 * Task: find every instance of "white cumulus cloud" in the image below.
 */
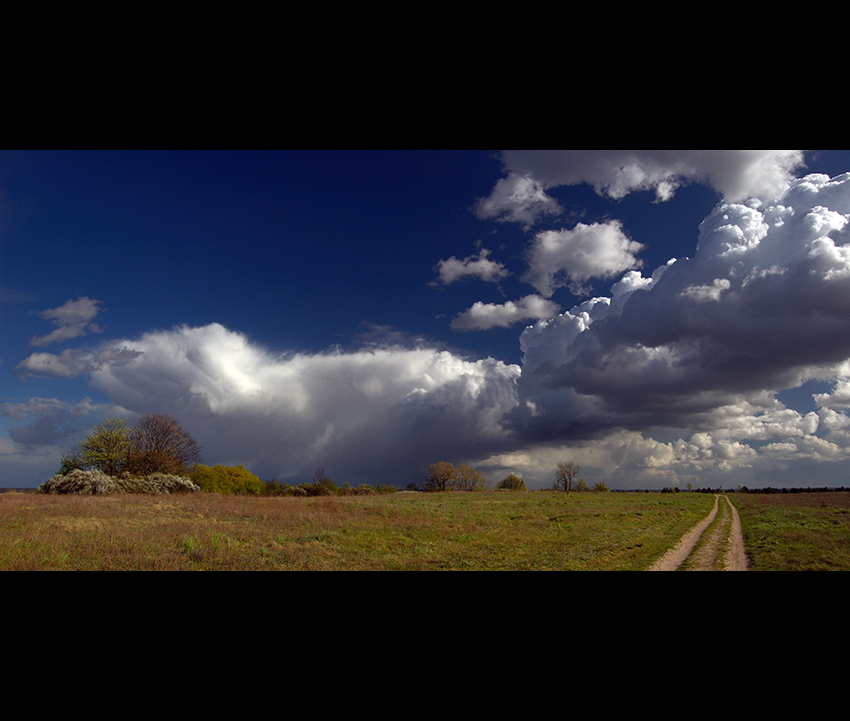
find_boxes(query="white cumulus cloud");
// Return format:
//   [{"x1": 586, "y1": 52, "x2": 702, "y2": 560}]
[
  {"x1": 451, "y1": 295, "x2": 561, "y2": 331},
  {"x1": 476, "y1": 150, "x2": 807, "y2": 229},
  {"x1": 433, "y1": 246, "x2": 510, "y2": 285},
  {"x1": 522, "y1": 221, "x2": 645, "y2": 297},
  {"x1": 473, "y1": 173, "x2": 563, "y2": 228},
  {"x1": 85, "y1": 323, "x2": 521, "y2": 485}
]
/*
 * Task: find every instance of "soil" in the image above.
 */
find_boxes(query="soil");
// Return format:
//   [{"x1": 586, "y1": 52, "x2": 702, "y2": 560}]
[{"x1": 647, "y1": 495, "x2": 750, "y2": 571}]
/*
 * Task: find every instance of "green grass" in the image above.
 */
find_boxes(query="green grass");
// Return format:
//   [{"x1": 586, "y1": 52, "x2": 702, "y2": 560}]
[
  {"x1": 729, "y1": 492, "x2": 850, "y2": 571},
  {"x1": 0, "y1": 490, "x2": 717, "y2": 571}
]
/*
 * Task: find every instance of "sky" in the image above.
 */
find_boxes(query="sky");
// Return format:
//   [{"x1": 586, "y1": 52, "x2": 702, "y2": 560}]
[{"x1": 4, "y1": 149, "x2": 850, "y2": 490}]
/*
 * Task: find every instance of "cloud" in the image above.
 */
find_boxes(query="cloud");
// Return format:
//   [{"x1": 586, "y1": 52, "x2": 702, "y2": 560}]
[
  {"x1": 15, "y1": 346, "x2": 141, "y2": 378},
  {"x1": 451, "y1": 295, "x2": 561, "y2": 331},
  {"x1": 85, "y1": 323, "x2": 521, "y2": 485},
  {"x1": 476, "y1": 151, "x2": 807, "y2": 228},
  {"x1": 13, "y1": 161, "x2": 850, "y2": 491},
  {"x1": 0, "y1": 397, "x2": 124, "y2": 448},
  {"x1": 522, "y1": 221, "x2": 645, "y2": 297},
  {"x1": 512, "y1": 172, "x2": 850, "y2": 445},
  {"x1": 503, "y1": 149, "x2": 807, "y2": 202},
  {"x1": 473, "y1": 173, "x2": 563, "y2": 228},
  {"x1": 30, "y1": 297, "x2": 104, "y2": 347},
  {"x1": 433, "y1": 245, "x2": 510, "y2": 285}
]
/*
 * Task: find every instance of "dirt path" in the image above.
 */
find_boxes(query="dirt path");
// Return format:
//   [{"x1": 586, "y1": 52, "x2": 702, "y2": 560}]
[
  {"x1": 646, "y1": 495, "x2": 749, "y2": 571},
  {"x1": 724, "y1": 496, "x2": 749, "y2": 571}
]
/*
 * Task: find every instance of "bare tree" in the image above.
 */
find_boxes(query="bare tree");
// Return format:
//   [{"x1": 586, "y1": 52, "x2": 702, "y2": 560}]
[
  {"x1": 553, "y1": 461, "x2": 582, "y2": 492},
  {"x1": 127, "y1": 413, "x2": 201, "y2": 476}
]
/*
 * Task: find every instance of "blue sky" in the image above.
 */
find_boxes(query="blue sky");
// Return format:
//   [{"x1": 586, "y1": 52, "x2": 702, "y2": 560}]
[{"x1": 4, "y1": 149, "x2": 850, "y2": 490}]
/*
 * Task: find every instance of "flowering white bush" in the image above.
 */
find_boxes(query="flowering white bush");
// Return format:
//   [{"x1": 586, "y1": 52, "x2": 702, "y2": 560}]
[{"x1": 39, "y1": 469, "x2": 200, "y2": 495}]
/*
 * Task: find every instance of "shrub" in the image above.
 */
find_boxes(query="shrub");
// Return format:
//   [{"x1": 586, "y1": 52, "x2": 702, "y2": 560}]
[
  {"x1": 38, "y1": 469, "x2": 200, "y2": 495},
  {"x1": 190, "y1": 464, "x2": 265, "y2": 495},
  {"x1": 118, "y1": 473, "x2": 201, "y2": 495},
  {"x1": 40, "y1": 469, "x2": 123, "y2": 495}
]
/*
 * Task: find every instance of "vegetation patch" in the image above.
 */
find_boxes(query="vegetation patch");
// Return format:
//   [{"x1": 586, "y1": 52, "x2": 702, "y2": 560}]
[
  {"x1": 39, "y1": 469, "x2": 200, "y2": 496},
  {"x1": 0, "y1": 490, "x2": 717, "y2": 571},
  {"x1": 729, "y1": 492, "x2": 850, "y2": 571}
]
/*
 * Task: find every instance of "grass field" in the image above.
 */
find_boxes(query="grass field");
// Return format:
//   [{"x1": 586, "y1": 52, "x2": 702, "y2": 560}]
[
  {"x1": 0, "y1": 490, "x2": 717, "y2": 571},
  {"x1": 729, "y1": 492, "x2": 850, "y2": 571},
  {"x1": 3, "y1": 489, "x2": 847, "y2": 570}
]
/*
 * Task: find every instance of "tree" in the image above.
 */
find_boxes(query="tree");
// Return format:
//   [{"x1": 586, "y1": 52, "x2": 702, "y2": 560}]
[
  {"x1": 423, "y1": 462, "x2": 458, "y2": 492},
  {"x1": 58, "y1": 449, "x2": 84, "y2": 476},
  {"x1": 78, "y1": 418, "x2": 131, "y2": 476},
  {"x1": 306, "y1": 467, "x2": 337, "y2": 495},
  {"x1": 574, "y1": 477, "x2": 590, "y2": 492},
  {"x1": 553, "y1": 461, "x2": 582, "y2": 493},
  {"x1": 593, "y1": 480, "x2": 610, "y2": 492},
  {"x1": 456, "y1": 464, "x2": 488, "y2": 491},
  {"x1": 127, "y1": 413, "x2": 201, "y2": 476},
  {"x1": 497, "y1": 473, "x2": 527, "y2": 491}
]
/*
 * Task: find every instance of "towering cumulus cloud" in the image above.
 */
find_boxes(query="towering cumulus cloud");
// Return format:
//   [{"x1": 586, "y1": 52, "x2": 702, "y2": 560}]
[
  {"x1": 512, "y1": 173, "x2": 850, "y2": 448},
  {"x1": 87, "y1": 323, "x2": 520, "y2": 485}
]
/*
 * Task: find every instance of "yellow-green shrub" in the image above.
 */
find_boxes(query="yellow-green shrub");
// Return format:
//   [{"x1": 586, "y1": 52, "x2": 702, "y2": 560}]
[{"x1": 190, "y1": 464, "x2": 265, "y2": 495}]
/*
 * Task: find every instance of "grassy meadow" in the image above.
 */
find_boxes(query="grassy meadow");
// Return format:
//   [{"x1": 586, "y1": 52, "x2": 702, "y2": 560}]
[
  {"x1": 0, "y1": 489, "x2": 717, "y2": 571},
  {"x1": 3, "y1": 488, "x2": 847, "y2": 570},
  {"x1": 729, "y1": 492, "x2": 850, "y2": 571}
]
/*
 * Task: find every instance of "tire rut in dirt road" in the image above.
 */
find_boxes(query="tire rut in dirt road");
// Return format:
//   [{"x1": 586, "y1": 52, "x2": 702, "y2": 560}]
[
  {"x1": 646, "y1": 495, "x2": 749, "y2": 571},
  {"x1": 723, "y1": 496, "x2": 749, "y2": 571}
]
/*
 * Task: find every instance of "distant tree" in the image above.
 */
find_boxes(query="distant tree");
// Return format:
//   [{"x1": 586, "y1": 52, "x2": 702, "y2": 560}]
[
  {"x1": 313, "y1": 467, "x2": 332, "y2": 486},
  {"x1": 423, "y1": 462, "x2": 458, "y2": 492},
  {"x1": 456, "y1": 464, "x2": 488, "y2": 491},
  {"x1": 78, "y1": 417, "x2": 131, "y2": 476},
  {"x1": 497, "y1": 473, "x2": 527, "y2": 491},
  {"x1": 553, "y1": 461, "x2": 582, "y2": 493},
  {"x1": 127, "y1": 413, "x2": 201, "y2": 476},
  {"x1": 593, "y1": 481, "x2": 610, "y2": 492},
  {"x1": 307, "y1": 467, "x2": 337, "y2": 495}
]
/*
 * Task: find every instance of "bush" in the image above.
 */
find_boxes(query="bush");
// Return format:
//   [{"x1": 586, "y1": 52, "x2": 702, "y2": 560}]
[
  {"x1": 118, "y1": 473, "x2": 201, "y2": 495},
  {"x1": 190, "y1": 464, "x2": 265, "y2": 495},
  {"x1": 39, "y1": 469, "x2": 123, "y2": 495},
  {"x1": 38, "y1": 469, "x2": 200, "y2": 495},
  {"x1": 497, "y1": 473, "x2": 527, "y2": 491}
]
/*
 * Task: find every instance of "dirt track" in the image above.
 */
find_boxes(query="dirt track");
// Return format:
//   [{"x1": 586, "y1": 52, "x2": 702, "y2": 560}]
[{"x1": 647, "y1": 495, "x2": 749, "y2": 571}]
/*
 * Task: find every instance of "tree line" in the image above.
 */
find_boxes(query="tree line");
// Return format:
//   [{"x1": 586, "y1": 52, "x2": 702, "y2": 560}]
[
  {"x1": 419, "y1": 460, "x2": 609, "y2": 493},
  {"x1": 59, "y1": 416, "x2": 613, "y2": 496}
]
